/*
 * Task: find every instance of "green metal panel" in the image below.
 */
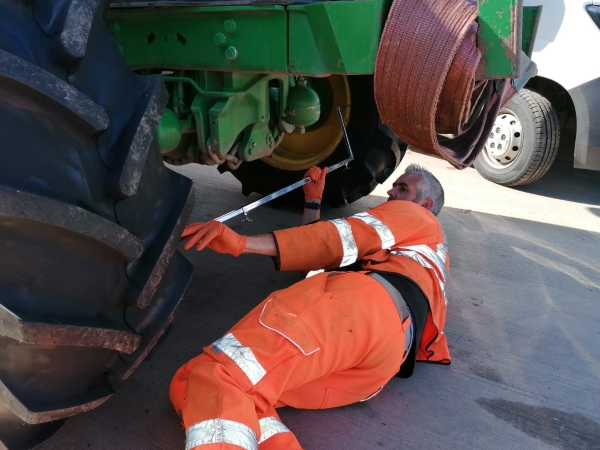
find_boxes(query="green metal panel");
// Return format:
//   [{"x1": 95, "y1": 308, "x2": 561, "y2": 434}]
[
  {"x1": 108, "y1": 6, "x2": 288, "y2": 72},
  {"x1": 477, "y1": 0, "x2": 522, "y2": 79},
  {"x1": 521, "y1": 6, "x2": 542, "y2": 57},
  {"x1": 288, "y1": 0, "x2": 385, "y2": 77},
  {"x1": 109, "y1": 0, "x2": 523, "y2": 79}
]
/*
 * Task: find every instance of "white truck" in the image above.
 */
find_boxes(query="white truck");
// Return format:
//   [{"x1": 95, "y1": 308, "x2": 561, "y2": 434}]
[{"x1": 475, "y1": 1, "x2": 600, "y2": 185}]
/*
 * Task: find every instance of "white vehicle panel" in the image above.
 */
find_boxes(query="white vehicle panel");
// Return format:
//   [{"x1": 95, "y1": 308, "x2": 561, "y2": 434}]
[
  {"x1": 523, "y1": 1, "x2": 600, "y2": 169},
  {"x1": 525, "y1": 1, "x2": 599, "y2": 90}
]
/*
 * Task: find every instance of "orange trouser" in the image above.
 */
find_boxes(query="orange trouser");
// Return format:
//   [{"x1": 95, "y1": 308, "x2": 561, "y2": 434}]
[{"x1": 170, "y1": 272, "x2": 409, "y2": 450}]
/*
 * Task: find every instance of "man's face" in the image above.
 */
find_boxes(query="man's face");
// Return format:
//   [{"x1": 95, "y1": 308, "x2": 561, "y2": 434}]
[{"x1": 387, "y1": 173, "x2": 422, "y2": 202}]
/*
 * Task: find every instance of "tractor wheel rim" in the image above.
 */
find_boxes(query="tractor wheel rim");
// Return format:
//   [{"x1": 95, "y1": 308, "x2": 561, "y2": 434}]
[
  {"x1": 482, "y1": 109, "x2": 523, "y2": 169},
  {"x1": 263, "y1": 75, "x2": 351, "y2": 171}
]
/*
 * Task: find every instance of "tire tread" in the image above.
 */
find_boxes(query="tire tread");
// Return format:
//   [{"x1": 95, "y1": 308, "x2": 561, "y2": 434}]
[
  {"x1": 0, "y1": 379, "x2": 112, "y2": 425},
  {"x1": 0, "y1": 304, "x2": 141, "y2": 354},
  {"x1": 0, "y1": 186, "x2": 143, "y2": 261},
  {"x1": 113, "y1": 78, "x2": 169, "y2": 197},
  {"x1": 0, "y1": 49, "x2": 108, "y2": 135},
  {"x1": 58, "y1": 0, "x2": 103, "y2": 60}
]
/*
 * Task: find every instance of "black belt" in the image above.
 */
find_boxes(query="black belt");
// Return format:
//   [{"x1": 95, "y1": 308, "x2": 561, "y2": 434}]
[
  {"x1": 370, "y1": 271, "x2": 430, "y2": 379},
  {"x1": 368, "y1": 272, "x2": 413, "y2": 359}
]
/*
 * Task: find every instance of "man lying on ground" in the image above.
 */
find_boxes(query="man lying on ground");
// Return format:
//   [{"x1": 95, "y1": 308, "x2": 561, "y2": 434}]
[{"x1": 171, "y1": 163, "x2": 450, "y2": 450}]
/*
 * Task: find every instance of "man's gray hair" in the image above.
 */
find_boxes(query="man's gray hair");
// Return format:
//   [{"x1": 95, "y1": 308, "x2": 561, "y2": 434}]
[{"x1": 404, "y1": 163, "x2": 445, "y2": 216}]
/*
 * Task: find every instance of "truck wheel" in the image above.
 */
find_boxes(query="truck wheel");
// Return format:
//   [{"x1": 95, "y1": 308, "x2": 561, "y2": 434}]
[
  {"x1": 223, "y1": 75, "x2": 405, "y2": 207},
  {"x1": 474, "y1": 88, "x2": 560, "y2": 186},
  {"x1": 0, "y1": 1, "x2": 193, "y2": 449}
]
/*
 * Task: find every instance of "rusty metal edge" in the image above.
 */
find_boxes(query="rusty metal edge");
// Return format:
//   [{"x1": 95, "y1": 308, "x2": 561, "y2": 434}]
[{"x1": 0, "y1": 304, "x2": 142, "y2": 354}]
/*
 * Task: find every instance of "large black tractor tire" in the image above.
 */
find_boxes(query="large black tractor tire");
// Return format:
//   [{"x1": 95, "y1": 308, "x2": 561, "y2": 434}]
[
  {"x1": 474, "y1": 88, "x2": 560, "y2": 186},
  {"x1": 0, "y1": 1, "x2": 194, "y2": 449},
  {"x1": 223, "y1": 76, "x2": 405, "y2": 207}
]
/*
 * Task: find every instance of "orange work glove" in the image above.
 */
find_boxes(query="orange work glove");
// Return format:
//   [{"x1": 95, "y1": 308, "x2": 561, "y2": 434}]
[
  {"x1": 181, "y1": 221, "x2": 247, "y2": 256},
  {"x1": 302, "y1": 166, "x2": 328, "y2": 200}
]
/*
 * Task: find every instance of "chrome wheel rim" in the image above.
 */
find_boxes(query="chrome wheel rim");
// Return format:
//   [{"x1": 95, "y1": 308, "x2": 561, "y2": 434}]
[{"x1": 482, "y1": 110, "x2": 523, "y2": 169}]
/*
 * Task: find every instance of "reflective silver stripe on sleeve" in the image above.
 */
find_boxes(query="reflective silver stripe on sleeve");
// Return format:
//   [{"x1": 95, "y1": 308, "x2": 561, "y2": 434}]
[
  {"x1": 257, "y1": 417, "x2": 291, "y2": 444},
  {"x1": 391, "y1": 243, "x2": 449, "y2": 305},
  {"x1": 329, "y1": 218, "x2": 358, "y2": 267},
  {"x1": 351, "y1": 212, "x2": 395, "y2": 249},
  {"x1": 186, "y1": 419, "x2": 257, "y2": 450},
  {"x1": 211, "y1": 333, "x2": 266, "y2": 385}
]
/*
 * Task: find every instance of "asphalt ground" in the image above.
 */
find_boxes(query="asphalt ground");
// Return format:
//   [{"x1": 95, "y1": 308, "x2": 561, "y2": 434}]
[{"x1": 39, "y1": 151, "x2": 600, "y2": 450}]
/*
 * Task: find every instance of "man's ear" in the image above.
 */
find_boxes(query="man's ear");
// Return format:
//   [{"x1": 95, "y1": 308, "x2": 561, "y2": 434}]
[{"x1": 418, "y1": 198, "x2": 434, "y2": 212}]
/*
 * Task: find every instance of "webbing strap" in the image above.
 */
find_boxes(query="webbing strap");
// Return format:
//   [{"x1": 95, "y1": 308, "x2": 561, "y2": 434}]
[{"x1": 375, "y1": 0, "x2": 517, "y2": 168}]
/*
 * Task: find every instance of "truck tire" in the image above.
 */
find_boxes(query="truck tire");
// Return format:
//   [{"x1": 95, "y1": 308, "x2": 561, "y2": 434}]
[
  {"x1": 0, "y1": 2, "x2": 193, "y2": 449},
  {"x1": 223, "y1": 75, "x2": 405, "y2": 207},
  {"x1": 474, "y1": 88, "x2": 560, "y2": 186}
]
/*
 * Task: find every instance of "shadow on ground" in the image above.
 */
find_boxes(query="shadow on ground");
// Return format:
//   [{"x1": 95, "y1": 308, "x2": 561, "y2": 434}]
[{"x1": 512, "y1": 160, "x2": 600, "y2": 205}]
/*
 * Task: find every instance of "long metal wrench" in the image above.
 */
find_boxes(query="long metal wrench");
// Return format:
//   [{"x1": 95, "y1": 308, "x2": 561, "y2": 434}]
[{"x1": 215, "y1": 107, "x2": 354, "y2": 223}]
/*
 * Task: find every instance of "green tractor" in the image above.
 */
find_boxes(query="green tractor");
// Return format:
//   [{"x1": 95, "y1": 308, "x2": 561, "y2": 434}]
[
  {"x1": 108, "y1": 1, "x2": 408, "y2": 206},
  {"x1": 0, "y1": 0, "x2": 531, "y2": 448}
]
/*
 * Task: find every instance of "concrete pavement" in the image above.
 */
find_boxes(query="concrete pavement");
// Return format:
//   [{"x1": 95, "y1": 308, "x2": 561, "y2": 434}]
[{"x1": 39, "y1": 151, "x2": 600, "y2": 450}]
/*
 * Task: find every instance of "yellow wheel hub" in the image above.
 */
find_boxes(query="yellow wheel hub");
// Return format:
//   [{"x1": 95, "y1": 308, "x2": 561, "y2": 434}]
[{"x1": 264, "y1": 75, "x2": 351, "y2": 171}]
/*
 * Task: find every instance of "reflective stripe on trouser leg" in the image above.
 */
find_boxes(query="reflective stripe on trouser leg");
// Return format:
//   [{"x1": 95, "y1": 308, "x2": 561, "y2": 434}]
[
  {"x1": 256, "y1": 411, "x2": 302, "y2": 450},
  {"x1": 186, "y1": 418, "x2": 258, "y2": 450},
  {"x1": 258, "y1": 417, "x2": 291, "y2": 444},
  {"x1": 211, "y1": 333, "x2": 267, "y2": 385},
  {"x1": 172, "y1": 354, "x2": 262, "y2": 445}
]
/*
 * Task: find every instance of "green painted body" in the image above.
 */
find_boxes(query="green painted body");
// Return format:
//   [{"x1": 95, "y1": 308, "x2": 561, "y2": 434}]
[
  {"x1": 522, "y1": 6, "x2": 542, "y2": 57},
  {"x1": 477, "y1": 0, "x2": 521, "y2": 79},
  {"x1": 110, "y1": 6, "x2": 289, "y2": 72},
  {"x1": 108, "y1": 0, "x2": 537, "y2": 165},
  {"x1": 287, "y1": 0, "x2": 387, "y2": 76},
  {"x1": 156, "y1": 107, "x2": 183, "y2": 151},
  {"x1": 282, "y1": 78, "x2": 321, "y2": 127},
  {"x1": 108, "y1": 1, "x2": 390, "y2": 76}
]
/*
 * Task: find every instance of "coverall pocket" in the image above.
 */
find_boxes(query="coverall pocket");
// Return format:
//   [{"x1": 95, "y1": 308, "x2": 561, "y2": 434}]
[
  {"x1": 320, "y1": 387, "x2": 377, "y2": 409},
  {"x1": 259, "y1": 297, "x2": 321, "y2": 356}
]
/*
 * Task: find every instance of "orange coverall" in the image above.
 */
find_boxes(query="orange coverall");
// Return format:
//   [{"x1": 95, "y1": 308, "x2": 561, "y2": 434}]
[{"x1": 170, "y1": 200, "x2": 450, "y2": 449}]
